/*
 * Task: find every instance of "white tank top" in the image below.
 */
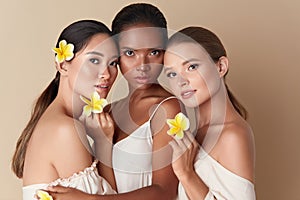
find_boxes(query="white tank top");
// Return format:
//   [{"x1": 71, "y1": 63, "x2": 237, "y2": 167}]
[{"x1": 112, "y1": 96, "x2": 176, "y2": 193}]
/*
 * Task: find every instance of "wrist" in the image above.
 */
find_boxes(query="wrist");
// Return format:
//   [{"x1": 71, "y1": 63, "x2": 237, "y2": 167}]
[{"x1": 176, "y1": 169, "x2": 197, "y2": 182}]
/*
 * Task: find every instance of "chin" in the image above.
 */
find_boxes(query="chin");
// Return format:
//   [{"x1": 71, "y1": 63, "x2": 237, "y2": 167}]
[{"x1": 180, "y1": 98, "x2": 199, "y2": 108}]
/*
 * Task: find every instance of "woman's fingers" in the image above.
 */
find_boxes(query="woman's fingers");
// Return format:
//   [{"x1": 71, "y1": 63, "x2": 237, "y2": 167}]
[
  {"x1": 99, "y1": 112, "x2": 107, "y2": 127},
  {"x1": 47, "y1": 185, "x2": 68, "y2": 193}
]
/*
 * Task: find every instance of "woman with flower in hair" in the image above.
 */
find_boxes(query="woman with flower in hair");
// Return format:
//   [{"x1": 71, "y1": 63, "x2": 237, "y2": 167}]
[
  {"x1": 164, "y1": 26, "x2": 256, "y2": 199},
  {"x1": 11, "y1": 19, "x2": 119, "y2": 199}
]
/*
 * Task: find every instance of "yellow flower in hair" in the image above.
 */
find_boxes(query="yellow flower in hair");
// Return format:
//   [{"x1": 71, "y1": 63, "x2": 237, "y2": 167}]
[
  {"x1": 166, "y1": 112, "x2": 190, "y2": 139},
  {"x1": 52, "y1": 40, "x2": 74, "y2": 63},
  {"x1": 36, "y1": 190, "x2": 53, "y2": 200},
  {"x1": 80, "y1": 91, "x2": 108, "y2": 117}
]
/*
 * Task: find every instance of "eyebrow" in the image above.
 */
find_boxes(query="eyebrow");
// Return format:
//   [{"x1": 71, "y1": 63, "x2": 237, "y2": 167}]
[
  {"x1": 163, "y1": 58, "x2": 201, "y2": 72},
  {"x1": 163, "y1": 66, "x2": 172, "y2": 73},
  {"x1": 120, "y1": 46, "x2": 164, "y2": 51},
  {"x1": 85, "y1": 51, "x2": 104, "y2": 57},
  {"x1": 182, "y1": 58, "x2": 201, "y2": 65}
]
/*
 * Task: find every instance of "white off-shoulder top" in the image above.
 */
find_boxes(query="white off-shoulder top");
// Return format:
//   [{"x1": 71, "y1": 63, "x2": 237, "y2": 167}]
[
  {"x1": 177, "y1": 148, "x2": 256, "y2": 200},
  {"x1": 22, "y1": 160, "x2": 115, "y2": 200}
]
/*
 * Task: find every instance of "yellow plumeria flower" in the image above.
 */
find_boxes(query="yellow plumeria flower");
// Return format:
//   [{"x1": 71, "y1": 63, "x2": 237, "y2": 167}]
[
  {"x1": 36, "y1": 190, "x2": 53, "y2": 200},
  {"x1": 166, "y1": 112, "x2": 190, "y2": 139},
  {"x1": 52, "y1": 40, "x2": 74, "y2": 63},
  {"x1": 80, "y1": 91, "x2": 108, "y2": 117}
]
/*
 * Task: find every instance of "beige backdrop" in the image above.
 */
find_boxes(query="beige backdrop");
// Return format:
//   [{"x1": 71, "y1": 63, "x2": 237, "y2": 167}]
[{"x1": 1, "y1": 0, "x2": 299, "y2": 199}]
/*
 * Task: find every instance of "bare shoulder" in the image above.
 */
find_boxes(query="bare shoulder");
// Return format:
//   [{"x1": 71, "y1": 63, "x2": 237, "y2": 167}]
[
  {"x1": 156, "y1": 96, "x2": 182, "y2": 117},
  {"x1": 151, "y1": 97, "x2": 182, "y2": 145},
  {"x1": 34, "y1": 115, "x2": 92, "y2": 177},
  {"x1": 213, "y1": 120, "x2": 255, "y2": 182},
  {"x1": 37, "y1": 115, "x2": 84, "y2": 144}
]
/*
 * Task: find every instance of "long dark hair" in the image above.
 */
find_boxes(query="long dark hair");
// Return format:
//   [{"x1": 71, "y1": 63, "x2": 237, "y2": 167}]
[
  {"x1": 111, "y1": 3, "x2": 168, "y2": 47},
  {"x1": 12, "y1": 19, "x2": 112, "y2": 178},
  {"x1": 168, "y1": 26, "x2": 248, "y2": 119}
]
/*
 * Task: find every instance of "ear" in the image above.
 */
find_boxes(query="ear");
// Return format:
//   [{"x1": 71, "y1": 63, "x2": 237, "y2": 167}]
[
  {"x1": 55, "y1": 61, "x2": 68, "y2": 76},
  {"x1": 216, "y1": 56, "x2": 229, "y2": 78}
]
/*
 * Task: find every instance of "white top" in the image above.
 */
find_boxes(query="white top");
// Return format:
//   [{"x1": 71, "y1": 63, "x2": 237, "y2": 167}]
[
  {"x1": 112, "y1": 96, "x2": 176, "y2": 193},
  {"x1": 22, "y1": 160, "x2": 115, "y2": 200},
  {"x1": 177, "y1": 148, "x2": 256, "y2": 200}
]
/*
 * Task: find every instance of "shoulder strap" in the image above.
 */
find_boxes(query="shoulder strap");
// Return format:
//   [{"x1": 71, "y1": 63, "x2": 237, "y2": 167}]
[{"x1": 149, "y1": 96, "x2": 177, "y2": 121}]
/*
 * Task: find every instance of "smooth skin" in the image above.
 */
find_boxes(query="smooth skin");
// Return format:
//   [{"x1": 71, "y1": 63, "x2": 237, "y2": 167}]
[
  {"x1": 47, "y1": 25, "x2": 180, "y2": 200},
  {"x1": 24, "y1": 34, "x2": 119, "y2": 189},
  {"x1": 164, "y1": 41, "x2": 255, "y2": 199}
]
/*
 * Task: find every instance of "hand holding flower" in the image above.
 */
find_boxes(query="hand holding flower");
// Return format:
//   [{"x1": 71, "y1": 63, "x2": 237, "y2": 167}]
[
  {"x1": 79, "y1": 111, "x2": 114, "y2": 142},
  {"x1": 166, "y1": 112, "x2": 199, "y2": 180},
  {"x1": 169, "y1": 131, "x2": 199, "y2": 181},
  {"x1": 166, "y1": 112, "x2": 190, "y2": 139},
  {"x1": 80, "y1": 91, "x2": 108, "y2": 117}
]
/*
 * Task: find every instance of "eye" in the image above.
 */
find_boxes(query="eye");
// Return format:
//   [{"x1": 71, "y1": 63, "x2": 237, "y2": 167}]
[
  {"x1": 166, "y1": 71, "x2": 177, "y2": 78},
  {"x1": 187, "y1": 64, "x2": 199, "y2": 71},
  {"x1": 124, "y1": 50, "x2": 134, "y2": 57},
  {"x1": 150, "y1": 49, "x2": 161, "y2": 56},
  {"x1": 89, "y1": 58, "x2": 100, "y2": 64},
  {"x1": 109, "y1": 60, "x2": 118, "y2": 67}
]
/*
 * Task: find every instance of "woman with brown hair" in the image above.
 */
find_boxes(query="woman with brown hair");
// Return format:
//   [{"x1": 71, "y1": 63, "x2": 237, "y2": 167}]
[
  {"x1": 164, "y1": 26, "x2": 256, "y2": 199},
  {"x1": 12, "y1": 19, "x2": 119, "y2": 199}
]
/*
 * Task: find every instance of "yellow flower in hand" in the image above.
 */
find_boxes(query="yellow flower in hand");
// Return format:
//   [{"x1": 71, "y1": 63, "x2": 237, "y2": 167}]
[
  {"x1": 36, "y1": 190, "x2": 53, "y2": 200},
  {"x1": 80, "y1": 91, "x2": 108, "y2": 116},
  {"x1": 52, "y1": 40, "x2": 74, "y2": 63},
  {"x1": 166, "y1": 112, "x2": 190, "y2": 139}
]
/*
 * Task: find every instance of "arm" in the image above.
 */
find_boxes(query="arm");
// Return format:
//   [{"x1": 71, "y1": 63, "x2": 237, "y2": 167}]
[
  {"x1": 171, "y1": 123, "x2": 255, "y2": 200},
  {"x1": 79, "y1": 112, "x2": 116, "y2": 190},
  {"x1": 170, "y1": 132, "x2": 210, "y2": 200},
  {"x1": 48, "y1": 118, "x2": 93, "y2": 178},
  {"x1": 48, "y1": 98, "x2": 181, "y2": 200},
  {"x1": 216, "y1": 124, "x2": 255, "y2": 183}
]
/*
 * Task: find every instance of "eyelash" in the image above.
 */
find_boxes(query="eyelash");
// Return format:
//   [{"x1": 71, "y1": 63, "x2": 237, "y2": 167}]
[
  {"x1": 90, "y1": 58, "x2": 99, "y2": 64},
  {"x1": 188, "y1": 64, "x2": 199, "y2": 71},
  {"x1": 150, "y1": 50, "x2": 161, "y2": 56},
  {"x1": 123, "y1": 49, "x2": 162, "y2": 57},
  {"x1": 166, "y1": 63, "x2": 199, "y2": 78},
  {"x1": 109, "y1": 60, "x2": 118, "y2": 67},
  {"x1": 166, "y1": 72, "x2": 177, "y2": 78},
  {"x1": 124, "y1": 50, "x2": 134, "y2": 57}
]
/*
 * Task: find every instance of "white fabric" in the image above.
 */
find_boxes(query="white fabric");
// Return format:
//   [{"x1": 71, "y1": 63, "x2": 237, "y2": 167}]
[
  {"x1": 22, "y1": 160, "x2": 116, "y2": 200},
  {"x1": 177, "y1": 148, "x2": 256, "y2": 200},
  {"x1": 112, "y1": 96, "x2": 176, "y2": 193}
]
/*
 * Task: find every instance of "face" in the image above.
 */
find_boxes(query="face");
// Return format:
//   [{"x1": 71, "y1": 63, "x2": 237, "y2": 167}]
[
  {"x1": 164, "y1": 42, "x2": 222, "y2": 108},
  {"x1": 67, "y1": 33, "x2": 118, "y2": 99},
  {"x1": 118, "y1": 25, "x2": 165, "y2": 89}
]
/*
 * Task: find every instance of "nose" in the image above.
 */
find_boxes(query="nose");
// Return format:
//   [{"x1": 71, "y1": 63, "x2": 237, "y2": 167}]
[
  {"x1": 178, "y1": 74, "x2": 189, "y2": 87},
  {"x1": 98, "y1": 67, "x2": 111, "y2": 79},
  {"x1": 136, "y1": 54, "x2": 150, "y2": 72}
]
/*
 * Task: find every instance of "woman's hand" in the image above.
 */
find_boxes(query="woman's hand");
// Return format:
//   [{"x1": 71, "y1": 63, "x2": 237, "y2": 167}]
[
  {"x1": 79, "y1": 112, "x2": 114, "y2": 142},
  {"x1": 169, "y1": 131, "x2": 199, "y2": 180},
  {"x1": 45, "y1": 186, "x2": 95, "y2": 200}
]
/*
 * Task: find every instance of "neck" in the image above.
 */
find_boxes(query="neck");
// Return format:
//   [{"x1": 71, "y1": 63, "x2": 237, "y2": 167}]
[
  {"x1": 128, "y1": 82, "x2": 160, "y2": 98},
  {"x1": 196, "y1": 82, "x2": 228, "y2": 129},
  {"x1": 195, "y1": 83, "x2": 242, "y2": 151},
  {"x1": 55, "y1": 78, "x2": 85, "y2": 120}
]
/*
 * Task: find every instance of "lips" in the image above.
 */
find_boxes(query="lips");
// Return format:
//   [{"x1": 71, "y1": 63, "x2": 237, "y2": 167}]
[
  {"x1": 135, "y1": 76, "x2": 150, "y2": 84},
  {"x1": 181, "y1": 89, "x2": 196, "y2": 99},
  {"x1": 94, "y1": 83, "x2": 109, "y2": 89}
]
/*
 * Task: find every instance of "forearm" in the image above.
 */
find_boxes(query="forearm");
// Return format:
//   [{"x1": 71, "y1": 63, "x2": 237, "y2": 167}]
[
  {"x1": 94, "y1": 140, "x2": 116, "y2": 190},
  {"x1": 178, "y1": 170, "x2": 209, "y2": 200},
  {"x1": 88, "y1": 184, "x2": 176, "y2": 200}
]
